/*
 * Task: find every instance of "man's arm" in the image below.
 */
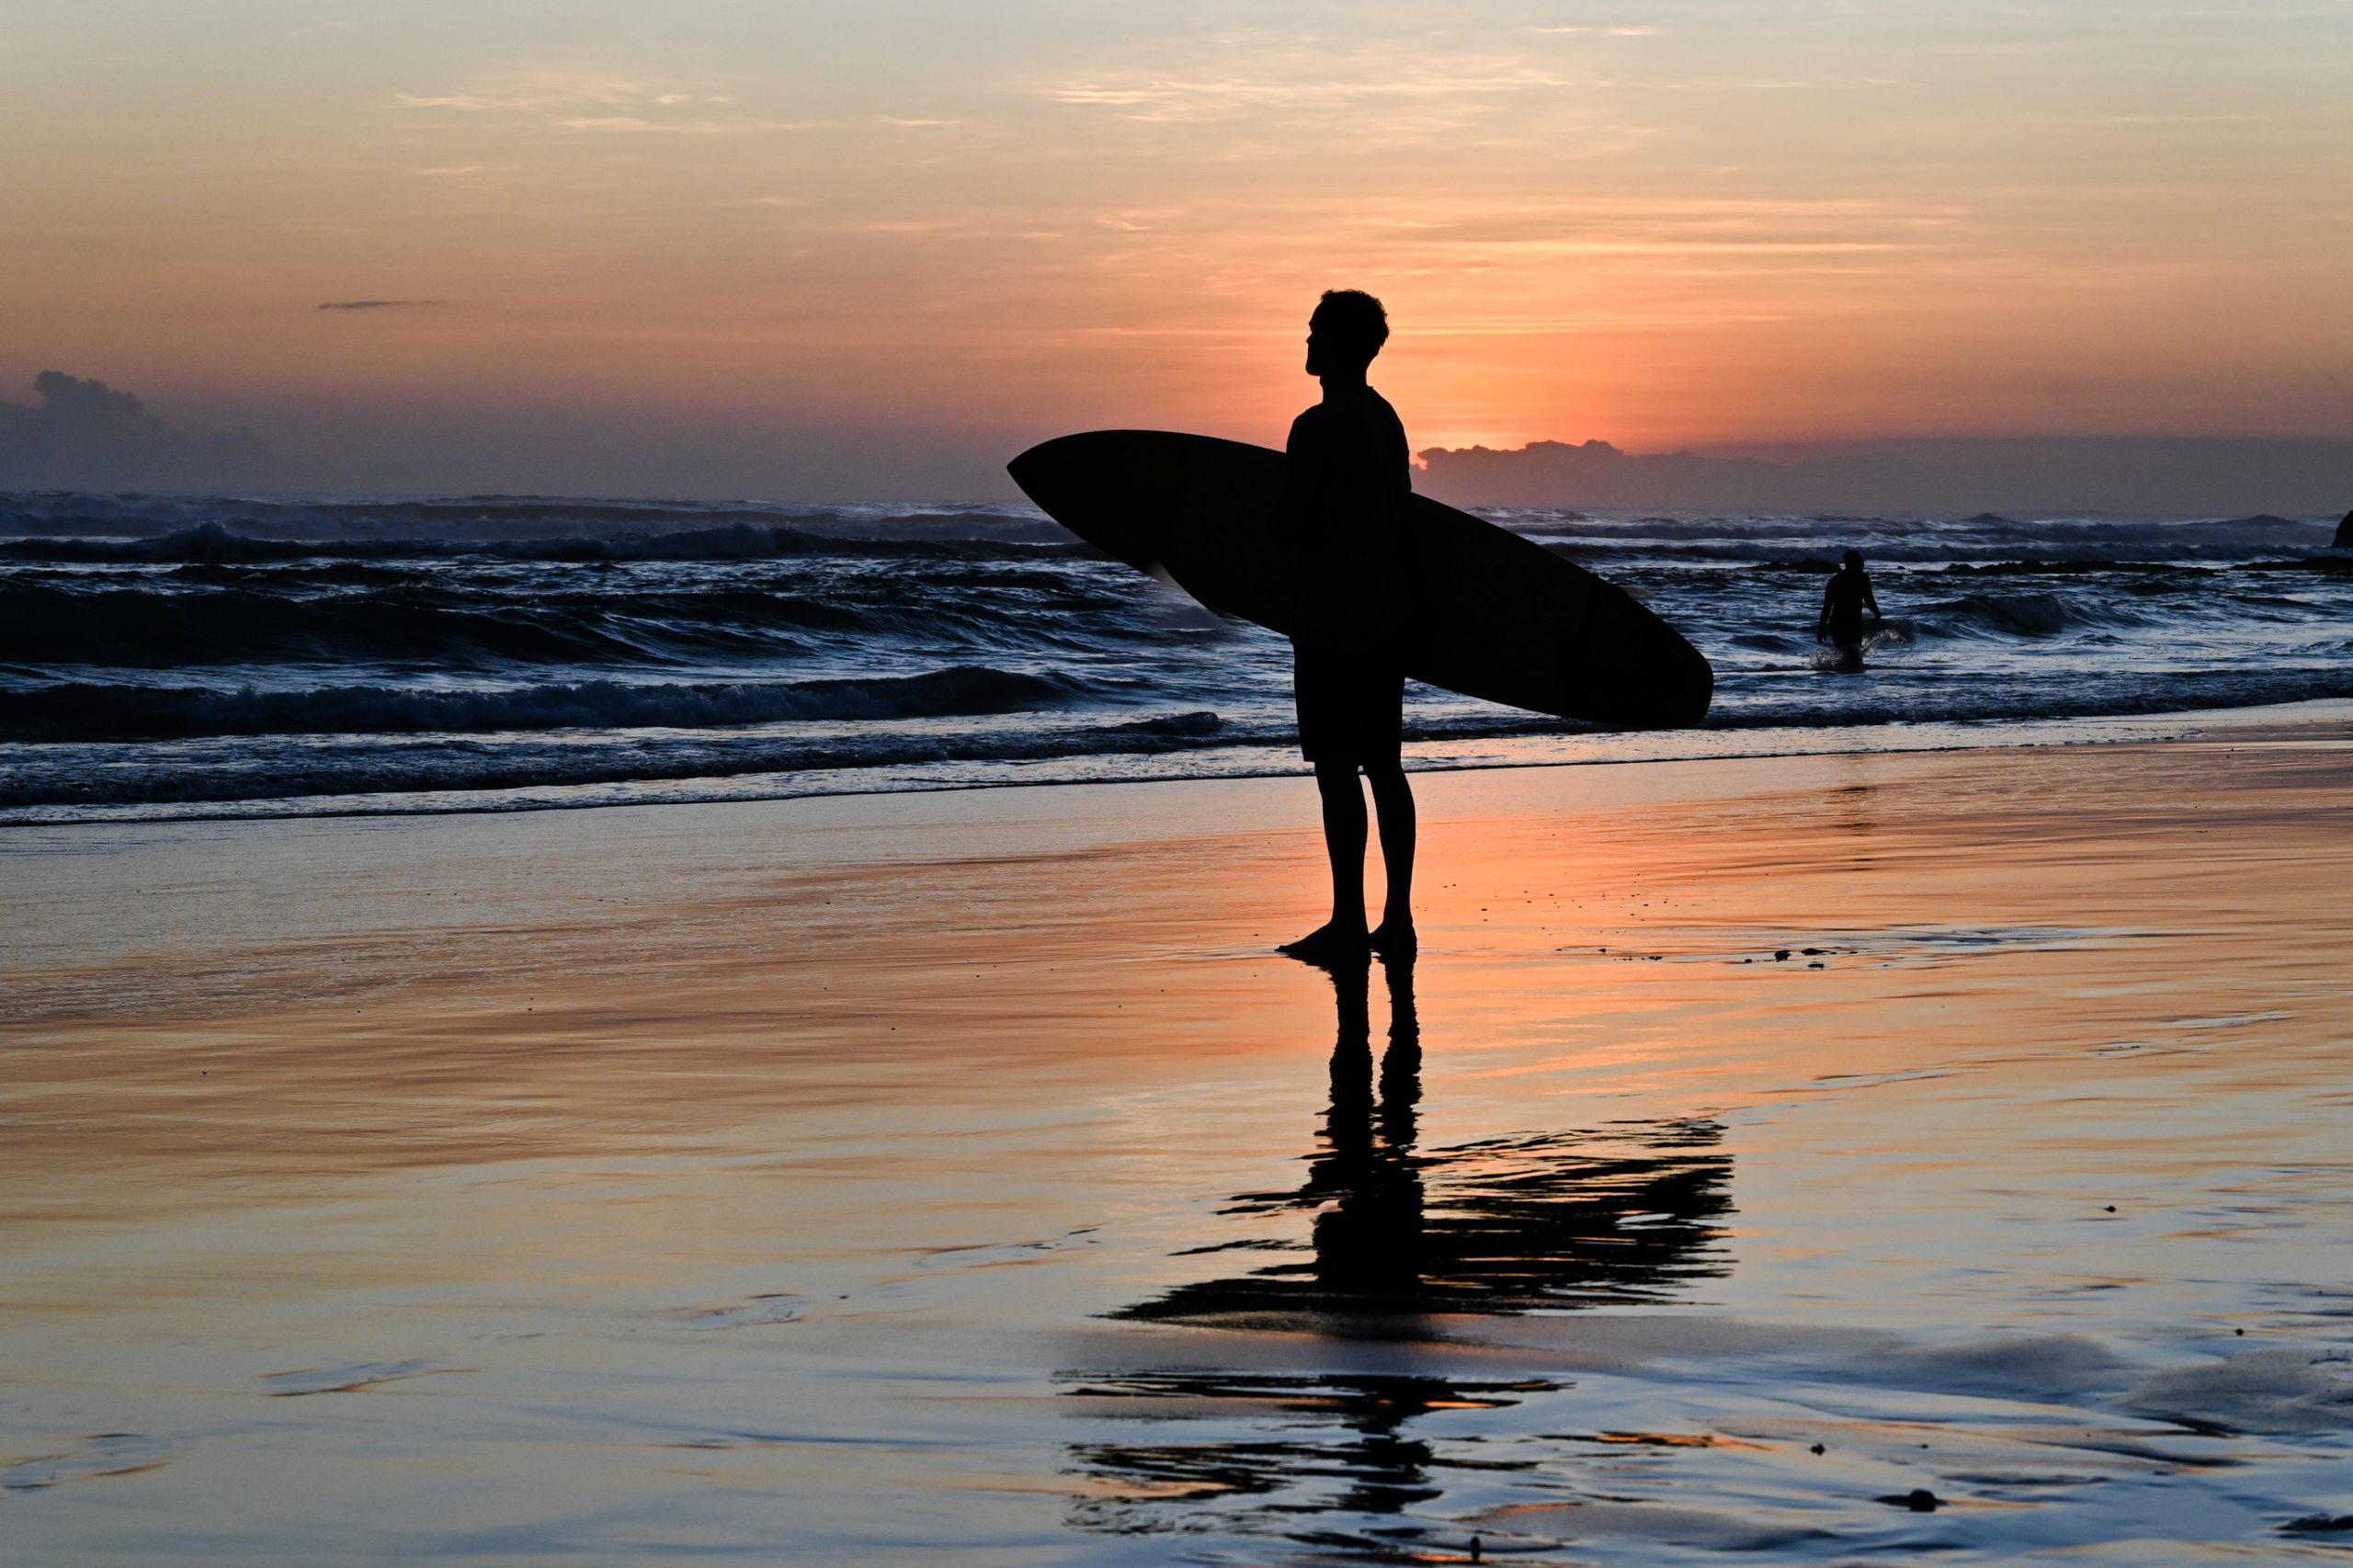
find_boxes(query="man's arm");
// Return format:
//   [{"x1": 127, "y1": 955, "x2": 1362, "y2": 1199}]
[
  {"x1": 1279, "y1": 410, "x2": 1324, "y2": 551},
  {"x1": 1865, "y1": 579, "x2": 1883, "y2": 620},
  {"x1": 1818, "y1": 582, "x2": 1836, "y2": 639}
]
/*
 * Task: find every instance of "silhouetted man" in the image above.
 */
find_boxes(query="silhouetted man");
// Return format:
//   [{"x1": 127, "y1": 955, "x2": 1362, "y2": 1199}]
[
  {"x1": 1817, "y1": 548, "x2": 1883, "y2": 668},
  {"x1": 1278, "y1": 290, "x2": 1415, "y2": 962},
  {"x1": 2335, "y1": 509, "x2": 2352, "y2": 550}
]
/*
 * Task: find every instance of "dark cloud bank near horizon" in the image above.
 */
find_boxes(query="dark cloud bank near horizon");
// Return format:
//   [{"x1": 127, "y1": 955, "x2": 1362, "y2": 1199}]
[
  {"x1": 1415, "y1": 437, "x2": 2353, "y2": 517},
  {"x1": 4, "y1": 370, "x2": 2348, "y2": 516},
  {"x1": 0, "y1": 372, "x2": 269, "y2": 493}
]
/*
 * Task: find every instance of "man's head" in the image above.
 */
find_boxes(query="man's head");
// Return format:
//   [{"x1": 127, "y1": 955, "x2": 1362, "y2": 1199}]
[
  {"x1": 1842, "y1": 548, "x2": 1865, "y2": 571},
  {"x1": 1306, "y1": 290, "x2": 1389, "y2": 379}
]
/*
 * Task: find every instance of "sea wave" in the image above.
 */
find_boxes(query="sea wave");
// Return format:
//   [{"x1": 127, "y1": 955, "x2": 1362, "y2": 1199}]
[
  {"x1": 0, "y1": 490, "x2": 1074, "y2": 540},
  {"x1": 1913, "y1": 592, "x2": 2077, "y2": 637},
  {"x1": 3, "y1": 486, "x2": 2346, "y2": 823},
  {"x1": 0, "y1": 519, "x2": 1092, "y2": 564},
  {"x1": 3, "y1": 489, "x2": 2339, "y2": 563},
  {"x1": 0, "y1": 709, "x2": 1233, "y2": 809},
  {"x1": 3, "y1": 580, "x2": 795, "y2": 665},
  {"x1": 11, "y1": 669, "x2": 2353, "y2": 816},
  {"x1": 1540, "y1": 513, "x2": 2337, "y2": 564},
  {"x1": 0, "y1": 574, "x2": 1152, "y2": 667},
  {"x1": 0, "y1": 665, "x2": 1105, "y2": 742}
]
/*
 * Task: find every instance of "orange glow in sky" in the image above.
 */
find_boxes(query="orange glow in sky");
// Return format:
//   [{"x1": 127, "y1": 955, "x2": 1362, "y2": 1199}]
[{"x1": 3, "y1": 3, "x2": 2349, "y2": 494}]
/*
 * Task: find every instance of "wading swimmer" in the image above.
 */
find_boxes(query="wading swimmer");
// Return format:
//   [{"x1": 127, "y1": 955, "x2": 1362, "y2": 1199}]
[
  {"x1": 1817, "y1": 548, "x2": 1883, "y2": 672},
  {"x1": 1277, "y1": 290, "x2": 1417, "y2": 963}
]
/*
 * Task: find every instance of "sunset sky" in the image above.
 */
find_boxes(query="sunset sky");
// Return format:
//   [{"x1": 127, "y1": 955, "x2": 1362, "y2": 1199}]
[{"x1": 6, "y1": 1, "x2": 2350, "y2": 496}]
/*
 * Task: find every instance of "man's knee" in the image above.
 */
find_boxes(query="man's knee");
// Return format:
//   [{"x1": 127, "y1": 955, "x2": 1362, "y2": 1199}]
[{"x1": 1313, "y1": 759, "x2": 1361, "y2": 793}]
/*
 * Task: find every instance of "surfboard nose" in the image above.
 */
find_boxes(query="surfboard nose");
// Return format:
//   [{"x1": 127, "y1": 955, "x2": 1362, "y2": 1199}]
[
  {"x1": 1008, "y1": 436, "x2": 1121, "y2": 551},
  {"x1": 1004, "y1": 438, "x2": 1059, "y2": 505},
  {"x1": 1006, "y1": 431, "x2": 1122, "y2": 513},
  {"x1": 1008, "y1": 431, "x2": 1195, "y2": 574}
]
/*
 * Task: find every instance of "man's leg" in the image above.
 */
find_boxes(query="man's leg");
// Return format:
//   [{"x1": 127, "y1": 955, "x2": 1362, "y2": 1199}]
[
  {"x1": 1365, "y1": 762, "x2": 1416, "y2": 954},
  {"x1": 1281, "y1": 760, "x2": 1369, "y2": 959},
  {"x1": 1314, "y1": 759, "x2": 1370, "y2": 934}
]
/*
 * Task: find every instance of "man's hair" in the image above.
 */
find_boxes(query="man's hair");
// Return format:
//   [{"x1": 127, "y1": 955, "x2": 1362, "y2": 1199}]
[
  {"x1": 1842, "y1": 548, "x2": 1865, "y2": 569},
  {"x1": 1313, "y1": 290, "x2": 1390, "y2": 363}
]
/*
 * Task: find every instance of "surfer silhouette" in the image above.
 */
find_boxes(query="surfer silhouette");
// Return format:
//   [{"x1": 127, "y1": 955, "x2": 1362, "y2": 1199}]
[
  {"x1": 1816, "y1": 548, "x2": 1883, "y2": 670},
  {"x1": 1278, "y1": 290, "x2": 1416, "y2": 962}
]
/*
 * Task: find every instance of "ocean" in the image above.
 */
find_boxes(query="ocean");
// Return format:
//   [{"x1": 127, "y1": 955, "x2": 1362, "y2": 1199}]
[{"x1": 3, "y1": 491, "x2": 2347, "y2": 823}]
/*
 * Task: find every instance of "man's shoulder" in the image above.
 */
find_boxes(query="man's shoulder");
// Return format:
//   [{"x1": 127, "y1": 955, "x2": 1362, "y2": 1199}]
[
  {"x1": 1289, "y1": 389, "x2": 1405, "y2": 452},
  {"x1": 1288, "y1": 403, "x2": 1337, "y2": 453}
]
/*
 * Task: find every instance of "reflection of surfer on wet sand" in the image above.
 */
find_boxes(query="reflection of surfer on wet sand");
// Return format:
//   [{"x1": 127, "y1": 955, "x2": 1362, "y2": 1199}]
[
  {"x1": 1301, "y1": 953, "x2": 1425, "y2": 1304},
  {"x1": 1115, "y1": 956, "x2": 1732, "y2": 1325},
  {"x1": 1816, "y1": 548, "x2": 1884, "y2": 672}
]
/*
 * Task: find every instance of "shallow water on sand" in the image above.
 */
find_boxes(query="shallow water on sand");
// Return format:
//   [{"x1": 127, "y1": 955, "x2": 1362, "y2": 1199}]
[{"x1": 2, "y1": 737, "x2": 2349, "y2": 1562}]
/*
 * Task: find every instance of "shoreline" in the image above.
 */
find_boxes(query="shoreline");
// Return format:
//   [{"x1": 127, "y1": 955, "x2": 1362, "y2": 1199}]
[{"x1": 7, "y1": 693, "x2": 2349, "y2": 831}]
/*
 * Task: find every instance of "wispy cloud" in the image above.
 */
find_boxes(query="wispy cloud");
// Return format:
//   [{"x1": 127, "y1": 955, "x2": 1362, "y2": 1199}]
[
  {"x1": 1037, "y1": 29, "x2": 1588, "y2": 129},
  {"x1": 1042, "y1": 62, "x2": 1576, "y2": 120},
  {"x1": 392, "y1": 64, "x2": 759, "y2": 127},
  {"x1": 395, "y1": 68, "x2": 698, "y2": 114},
  {"x1": 316, "y1": 299, "x2": 446, "y2": 311},
  {"x1": 394, "y1": 63, "x2": 827, "y2": 139},
  {"x1": 2041, "y1": 112, "x2": 2274, "y2": 125},
  {"x1": 557, "y1": 117, "x2": 732, "y2": 135}
]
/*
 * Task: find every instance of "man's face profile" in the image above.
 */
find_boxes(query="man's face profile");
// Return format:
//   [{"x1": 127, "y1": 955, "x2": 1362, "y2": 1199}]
[
  {"x1": 1304, "y1": 306, "x2": 1363, "y2": 380},
  {"x1": 1305, "y1": 309, "x2": 1334, "y2": 378}
]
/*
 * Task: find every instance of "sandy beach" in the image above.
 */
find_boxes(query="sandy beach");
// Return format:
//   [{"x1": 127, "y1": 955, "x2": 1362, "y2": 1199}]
[{"x1": 5, "y1": 715, "x2": 2350, "y2": 1563}]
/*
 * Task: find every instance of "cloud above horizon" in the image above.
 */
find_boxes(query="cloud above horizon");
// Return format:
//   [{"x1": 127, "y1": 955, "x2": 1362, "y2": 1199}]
[{"x1": 0, "y1": 371, "x2": 268, "y2": 490}]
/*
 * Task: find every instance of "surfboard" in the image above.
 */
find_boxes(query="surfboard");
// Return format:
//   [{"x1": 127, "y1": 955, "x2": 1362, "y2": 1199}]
[{"x1": 1008, "y1": 429, "x2": 1713, "y2": 729}]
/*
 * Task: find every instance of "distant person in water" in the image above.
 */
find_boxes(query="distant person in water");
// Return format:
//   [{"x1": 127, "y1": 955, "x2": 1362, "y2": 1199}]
[
  {"x1": 1278, "y1": 290, "x2": 1416, "y2": 963},
  {"x1": 1817, "y1": 548, "x2": 1883, "y2": 669}
]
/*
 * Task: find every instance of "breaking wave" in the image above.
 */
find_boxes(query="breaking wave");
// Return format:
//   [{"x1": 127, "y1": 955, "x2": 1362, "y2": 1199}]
[
  {"x1": 0, "y1": 666, "x2": 1103, "y2": 742},
  {"x1": 0, "y1": 519, "x2": 1090, "y2": 564}
]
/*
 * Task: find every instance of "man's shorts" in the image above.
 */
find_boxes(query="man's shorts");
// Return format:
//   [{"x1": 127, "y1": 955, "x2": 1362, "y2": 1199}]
[{"x1": 1293, "y1": 643, "x2": 1404, "y2": 767}]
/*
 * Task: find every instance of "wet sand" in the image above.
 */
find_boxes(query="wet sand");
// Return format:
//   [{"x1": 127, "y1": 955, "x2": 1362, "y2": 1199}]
[{"x1": 4, "y1": 722, "x2": 2350, "y2": 1562}]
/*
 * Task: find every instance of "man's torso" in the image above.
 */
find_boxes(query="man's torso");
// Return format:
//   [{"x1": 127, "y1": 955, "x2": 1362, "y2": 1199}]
[{"x1": 1283, "y1": 387, "x2": 1412, "y2": 651}]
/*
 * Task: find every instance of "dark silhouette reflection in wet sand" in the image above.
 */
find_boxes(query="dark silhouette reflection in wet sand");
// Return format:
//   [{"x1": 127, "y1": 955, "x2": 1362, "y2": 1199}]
[
  {"x1": 1064, "y1": 956, "x2": 1733, "y2": 1551},
  {"x1": 1122, "y1": 955, "x2": 1729, "y2": 1327}
]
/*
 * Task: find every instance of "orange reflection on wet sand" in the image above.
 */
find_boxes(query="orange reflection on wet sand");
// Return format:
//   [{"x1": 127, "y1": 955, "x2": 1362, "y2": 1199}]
[{"x1": 1, "y1": 733, "x2": 2347, "y2": 1561}]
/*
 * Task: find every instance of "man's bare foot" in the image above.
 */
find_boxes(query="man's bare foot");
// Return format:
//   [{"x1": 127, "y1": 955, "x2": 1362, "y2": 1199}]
[
  {"x1": 1368, "y1": 920, "x2": 1417, "y2": 958},
  {"x1": 1279, "y1": 922, "x2": 1369, "y2": 963}
]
